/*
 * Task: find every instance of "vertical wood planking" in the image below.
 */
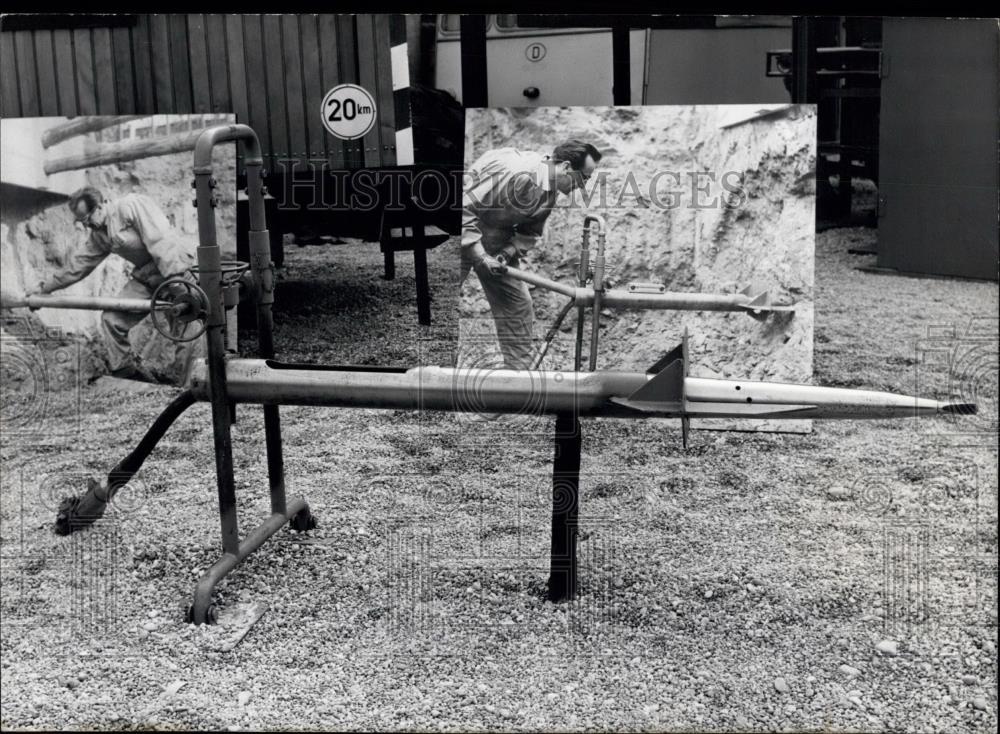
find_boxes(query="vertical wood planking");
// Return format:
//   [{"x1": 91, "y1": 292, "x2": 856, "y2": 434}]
[
  {"x1": 167, "y1": 14, "x2": 192, "y2": 112},
  {"x1": 372, "y1": 14, "x2": 396, "y2": 167},
  {"x1": 186, "y1": 14, "x2": 212, "y2": 113},
  {"x1": 0, "y1": 32, "x2": 20, "y2": 116},
  {"x1": 261, "y1": 14, "x2": 290, "y2": 166},
  {"x1": 73, "y1": 28, "x2": 98, "y2": 115},
  {"x1": 223, "y1": 15, "x2": 249, "y2": 124},
  {"x1": 148, "y1": 15, "x2": 173, "y2": 112},
  {"x1": 51, "y1": 29, "x2": 76, "y2": 114},
  {"x1": 131, "y1": 17, "x2": 155, "y2": 113},
  {"x1": 33, "y1": 31, "x2": 60, "y2": 116},
  {"x1": 111, "y1": 26, "x2": 137, "y2": 113},
  {"x1": 92, "y1": 27, "x2": 116, "y2": 114},
  {"x1": 13, "y1": 31, "x2": 40, "y2": 116},
  {"x1": 337, "y1": 15, "x2": 362, "y2": 169},
  {"x1": 355, "y1": 14, "x2": 382, "y2": 167},
  {"x1": 242, "y1": 15, "x2": 272, "y2": 165},
  {"x1": 300, "y1": 15, "x2": 328, "y2": 163},
  {"x1": 317, "y1": 14, "x2": 345, "y2": 169},
  {"x1": 205, "y1": 14, "x2": 231, "y2": 115},
  {"x1": 281, "y1": 14, "x2": 308, "y2": 161}
]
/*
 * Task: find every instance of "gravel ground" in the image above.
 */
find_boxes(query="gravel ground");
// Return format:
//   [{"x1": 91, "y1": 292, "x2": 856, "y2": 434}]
[{"x1": 0, "y1": 230, "x2": 997, "y2": 732}]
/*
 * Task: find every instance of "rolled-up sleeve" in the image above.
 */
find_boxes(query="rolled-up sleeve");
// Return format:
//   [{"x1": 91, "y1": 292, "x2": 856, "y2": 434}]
[{"x1": 39, "y1": 234, "x2": 109, "y2": 293}]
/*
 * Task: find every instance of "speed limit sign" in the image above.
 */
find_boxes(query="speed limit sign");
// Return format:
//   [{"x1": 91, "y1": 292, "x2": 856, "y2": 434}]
[{"x1": 321, "y1": 84, "x2": 377, "y2": 140}]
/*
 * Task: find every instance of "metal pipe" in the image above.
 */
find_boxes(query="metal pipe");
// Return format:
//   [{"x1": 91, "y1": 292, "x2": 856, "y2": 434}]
[
  {"x1": 582, "y1": 289, "x2": 776, "y2": 312},
  {"x1": 497, "y1": 267, "x2": 794, "y2": 314},
  {"x1": 194, "y1": 127, "x2": 248, "y2": 557},
  {"x1": 500, "y1": 266, "x2": 578, "y2": 298},
  {"x1": 586, "y1": 215, "x2": 607, "y2": 371},
  {"x1": 246, "y1": 169, "x2": 286, "y2": 516},
  {"x1": 185, "y1": 359, "x2": 969, "y2": 420},
  {"x1": 190, "y1": 496, "x2": 308, "y2": 624},
  {"x1": 574, "y1": 221, "x2": 591, "y2": 371},
  {"x1": 3, "y1": 293, "x2": 152, "y2": 312}
]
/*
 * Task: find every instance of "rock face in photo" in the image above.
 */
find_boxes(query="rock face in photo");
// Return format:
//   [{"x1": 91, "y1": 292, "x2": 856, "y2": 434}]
[
  {"x1": 461, "y1": 105, "x2": 816, "y2": 432},
  {"x1": 1, "y1": 118, "x2": 237, "y2": 385}
]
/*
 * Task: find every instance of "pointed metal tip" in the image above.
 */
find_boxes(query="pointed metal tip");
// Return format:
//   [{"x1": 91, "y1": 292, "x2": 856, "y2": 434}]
[{"x1": 941, "y1": 403, "x2": 978, "y2": 415}]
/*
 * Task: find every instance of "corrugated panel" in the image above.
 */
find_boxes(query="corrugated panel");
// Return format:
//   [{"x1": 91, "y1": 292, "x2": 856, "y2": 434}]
[
  {"x1": 14, "y1": 31, "x2": 40, "y2": 116},
  {"x1": 130, "y1": 19, "x2": 155, "y2": 113},
  {"x1": 282, "y1": 14, "x2": 308, "y2": 163},
  {"x1": 317, "y1": 14, "x2": 344, "y2": 169},
  {"x1": 92, "y1": 27, "x2": 115, "y2": 114},
  {"x1": 148, "y1": 15, "x2": 173, "y2": 112},
  {"x1": 242, "y1": 15, "x2": 272, "y2": 165},
  {"x1": 186, "y1": 15, "x2": 212, "y2": 113},
  {"x1": 0, "y1": 31, "x2": 18, "y2": 117},
  {"x1": 300, "y1": 15, "x2": 328, "y2": 162},
  {"x1": 167, "y1": 15, "x2": 192, "y2": 112},
  {"x1": 111, "y1": 26, "x2": 136, "y2": 114},
  {"x1": 72, "y1": 28, "x2": 98, "y2": 115},
  {"x1": 51, "y1": 29, "x2": 76, "y2": 114},
  {"x1": 356, "y1": 14, "x2": 384, "y2": 168},
  {"x1": 204, "y1": 15, "x2": 230, "y2": 114},
  {"x1": 337, "y1": 15, "x2": 365, "y2": 170},
  {"x1": 261, "y1": 14, "x2": 290, "y2": 168},
  {"x1": 373, "y1": 14, "x2": 397, "y2": 167},
  {"x1": 1, "y1": 14, "x2": 401, "y2": 172},
  {"x1": 33, "y1": 31, "x2": 60, "y2": 116}
]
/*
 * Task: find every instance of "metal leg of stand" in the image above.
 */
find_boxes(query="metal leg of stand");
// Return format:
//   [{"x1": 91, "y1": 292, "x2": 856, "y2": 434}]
[{"x1": 548, "y1": 412, "x2": 582, "y2": 602}]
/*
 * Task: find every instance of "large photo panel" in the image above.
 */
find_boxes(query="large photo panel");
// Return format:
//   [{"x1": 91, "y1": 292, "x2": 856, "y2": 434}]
[{"x1": 459, "y1": 104, "x2": 816, "y2": 433}]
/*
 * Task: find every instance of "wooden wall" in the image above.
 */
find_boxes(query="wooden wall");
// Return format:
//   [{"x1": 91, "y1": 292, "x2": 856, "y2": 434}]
[{"x1": 0, "y1": 14, "x2": 400, "y2": 171}]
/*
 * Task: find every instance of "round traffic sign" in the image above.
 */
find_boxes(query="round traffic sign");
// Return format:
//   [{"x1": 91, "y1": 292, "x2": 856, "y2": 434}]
[{"x1": 320, "y1": 84, "x2": 377, "y2": 140}]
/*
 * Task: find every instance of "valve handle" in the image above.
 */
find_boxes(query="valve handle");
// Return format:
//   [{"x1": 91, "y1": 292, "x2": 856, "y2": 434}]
[{"x1": 150, "y1": 277, "x2": 210, "y2": 343}]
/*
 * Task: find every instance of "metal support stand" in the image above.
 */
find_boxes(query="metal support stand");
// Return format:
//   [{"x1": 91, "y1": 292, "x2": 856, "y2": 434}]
[
  {"x1": 187, "y1": 125, "x2": 315, "y2": 625},
  {"x1": 548, "y1": 412, "x2": 582, "y2": 602}
]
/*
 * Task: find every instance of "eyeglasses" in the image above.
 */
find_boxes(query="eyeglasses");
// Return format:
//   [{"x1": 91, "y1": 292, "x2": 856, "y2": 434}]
[{"x1": 75, "y1": 207, "x2": 97, "y2": 229}]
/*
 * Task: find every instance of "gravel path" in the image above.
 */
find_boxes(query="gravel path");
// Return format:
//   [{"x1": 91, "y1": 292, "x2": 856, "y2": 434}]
[{"x1": 1, "y1": 231, "x2": 996, "y2": 731}]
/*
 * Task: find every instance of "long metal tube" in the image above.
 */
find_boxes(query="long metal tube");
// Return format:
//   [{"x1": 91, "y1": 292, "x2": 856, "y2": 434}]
[
  {"x1": 499, "y1": 265, "x2": 791, "y2": 313},
  {"x1": 2, "y1": 293, "x2": 153, "y2": 312},
  {"x1": 185, "y1": 359, "x2": 968, "y2": 420},
  {"x1": 245, "y1": 156, "x2": 287, "y2": 516},
  {"x1": 193, "y1": 126, "x2": 265, "y2": 558}
]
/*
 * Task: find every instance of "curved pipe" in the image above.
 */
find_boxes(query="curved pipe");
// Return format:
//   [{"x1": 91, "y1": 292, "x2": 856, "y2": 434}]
[
  {"x1": 193, "y1": 123, "x2": 264, "y2": 173},
  {"x1": 54, "y1": 389, "x2": 198, "y2": 535}
]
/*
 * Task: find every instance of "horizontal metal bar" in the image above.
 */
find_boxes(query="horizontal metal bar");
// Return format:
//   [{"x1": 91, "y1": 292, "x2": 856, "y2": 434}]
[
  {"x1": 500, "y1": 265, "x2": 787, "y2": 313},
  {"x1": 3, "y1": 293, "x2": 153, "y2": 312}
]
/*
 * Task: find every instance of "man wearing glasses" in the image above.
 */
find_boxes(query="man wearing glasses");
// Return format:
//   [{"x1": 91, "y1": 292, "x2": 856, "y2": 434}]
[
  {"x1": 461, "y1": 140, "x2": 602, "y2": 370},
  {"x1": 26, "y1": 187, "x2": 197, "y2": 380}
]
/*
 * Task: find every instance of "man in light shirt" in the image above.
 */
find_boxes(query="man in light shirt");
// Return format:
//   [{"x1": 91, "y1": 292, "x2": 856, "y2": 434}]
[
  {"x1": 27, "y1": 187, "x2": 197, "y2": 380},
  {"x1": 461, "y1": 140, "x2": 602, "y2": 370}
]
